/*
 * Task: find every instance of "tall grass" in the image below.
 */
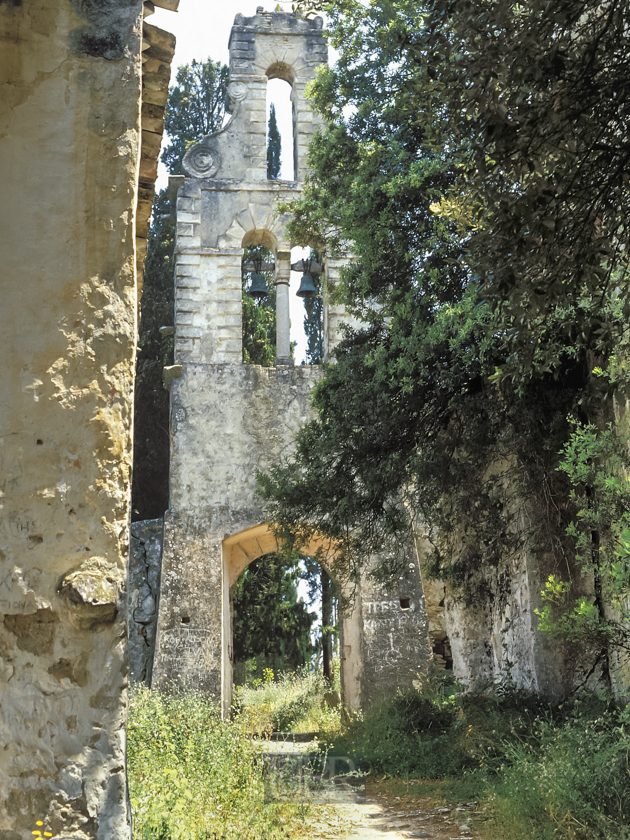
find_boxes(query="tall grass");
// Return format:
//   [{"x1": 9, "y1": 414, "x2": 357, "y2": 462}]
[
  {"x1": 128, "y1": 674, "x2": 630, "y2": 840},
  {"x1": 488, "y1": 697, "x2": 630, "y2": 840},
  {"x1": 234, "y1": 668, "x2": 342, "y2": 736},
  {"x1": 127, "y1": 685, "x2": 313, "y2": 840}
]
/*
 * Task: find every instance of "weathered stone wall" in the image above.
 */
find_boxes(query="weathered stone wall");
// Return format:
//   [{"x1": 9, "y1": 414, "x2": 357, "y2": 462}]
[
  {"x1": 415, "y1": 513, "x2": 602, "y2": 702},
  {"x1": 0, "y1": 1, "x2": 174, "y2": 835},
  {"x1": 129, "y1": 519, "x2": 164, "y2": 684},
  {"x1": 360, "y1": 549, "x2": 431, "y2": 706},
  {"x1": 153, "y1": 363, "x2": 322, "y2": 695}
]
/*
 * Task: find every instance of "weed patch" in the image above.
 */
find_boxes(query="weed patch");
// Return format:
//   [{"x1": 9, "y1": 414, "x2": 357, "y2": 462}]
[
  {"x1": 128, "y1": 685, "x2": 317, "y2": 840},
  {"x1": 234, "y1": 668, "x2": 342, "y2": 737}
]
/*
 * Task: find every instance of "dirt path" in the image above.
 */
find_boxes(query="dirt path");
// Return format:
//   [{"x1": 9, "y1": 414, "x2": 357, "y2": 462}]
[
  {"x1": 262, "y1": 739, "x2": 490, "y2": 840},
  {"x1": 307, "y1": 786, "x2": 485, "y2": 840}
]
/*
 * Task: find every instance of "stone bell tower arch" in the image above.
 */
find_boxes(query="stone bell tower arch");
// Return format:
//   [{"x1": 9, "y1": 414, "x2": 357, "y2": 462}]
[{"x1": 151, "y1": 8, "x2": 431, "y2": 711}]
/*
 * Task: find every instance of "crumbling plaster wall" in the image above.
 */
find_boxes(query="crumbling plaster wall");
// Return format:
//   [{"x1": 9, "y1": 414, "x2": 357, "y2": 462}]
[
  {"x1": 0, "y1": 1, "x2": 173, "y2": 836},
  {"x1": 360, "y1": 551, "x2": 431, "y2": 707}
]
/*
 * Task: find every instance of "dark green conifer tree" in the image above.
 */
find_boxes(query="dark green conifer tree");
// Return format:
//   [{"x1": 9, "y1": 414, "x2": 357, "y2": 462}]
[
  {"x1": 231, "y1": 554, "x2": 315, "y2": 678},
  {"x1": 302, "y1": 251, "x2": 323, "y2": 365},
  {"x1": 267, "y1": 103, "x2": 282, "y2": 180},
  {"x1": 162, "y1": 59, "x2": 228, "y2": 175}
]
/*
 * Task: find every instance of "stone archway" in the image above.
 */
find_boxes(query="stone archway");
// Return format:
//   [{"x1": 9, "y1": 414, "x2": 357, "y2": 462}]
[{"x1": 221, "y1": 524, "x2": 363, "y2": 715}]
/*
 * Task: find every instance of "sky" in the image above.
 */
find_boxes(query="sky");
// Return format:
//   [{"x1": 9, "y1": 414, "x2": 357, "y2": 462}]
[{"x1": 151, "y1": 1, "x2": 327, "y2": 363}]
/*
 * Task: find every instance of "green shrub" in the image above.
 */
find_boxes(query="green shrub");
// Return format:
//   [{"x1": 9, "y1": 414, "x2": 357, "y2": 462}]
[
  {"x1": 319, "y1": 673, "x2": 630, "y2": 840},
  {"x1": 488, "y1": 697, "x2": 630, "y2": 840},
  {"x1": 324, "y1": 675, "x2": 469, "y2": 779},
  {"x1": 127, "y1": 685, "x2": 312, "y2": 840}
]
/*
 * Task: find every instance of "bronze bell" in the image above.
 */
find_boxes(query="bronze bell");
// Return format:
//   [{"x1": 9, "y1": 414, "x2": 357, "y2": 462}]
[
  {"x1": 247, "y1": 271, "x2": 268, "y2": 299},
  {"x1": 296, "y1": 272, "x2": 317, "y2": 298}
]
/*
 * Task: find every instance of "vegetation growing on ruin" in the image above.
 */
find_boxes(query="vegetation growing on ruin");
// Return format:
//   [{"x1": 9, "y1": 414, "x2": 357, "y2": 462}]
[
  {"x1": 261, "y1": 0, "x2": 630, "y2": 664},
  {"x1": 128, "y1": 674, "x2": 629, "y2": 840},
  {"x1": 234, "y1": 667, "x2": 342, "y2": 736}
]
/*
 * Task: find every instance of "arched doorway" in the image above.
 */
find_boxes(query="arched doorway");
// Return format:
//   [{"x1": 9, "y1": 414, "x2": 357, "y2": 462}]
[{"x1": 221, "y1": 524, "x2": 363, "y2": 716}]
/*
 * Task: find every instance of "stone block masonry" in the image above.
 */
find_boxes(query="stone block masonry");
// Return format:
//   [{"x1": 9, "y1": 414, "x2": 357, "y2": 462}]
[{"x1": 153, "y1": 364, "x2": 431, "y2": 710}]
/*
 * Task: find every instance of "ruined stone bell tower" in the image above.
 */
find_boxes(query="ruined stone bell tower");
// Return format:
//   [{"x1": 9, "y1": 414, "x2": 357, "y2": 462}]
[{"x1": 150, "y1": 8, "x2": 431, "y2": 711}]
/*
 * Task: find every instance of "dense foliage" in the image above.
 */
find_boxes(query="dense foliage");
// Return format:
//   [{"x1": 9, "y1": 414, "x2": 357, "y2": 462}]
[
  {"x1": 261, "y1": 0, "x2": 630, "y2": 656},
  {"x1": 132, "y1": 188, "x2": 176, "y2": 520},
  {"x1": 162, "y1": 59, "x2": 228, "y2": 175},
  {"x1": 234, "y1": 667, "x2": 342, "y2": 735}
]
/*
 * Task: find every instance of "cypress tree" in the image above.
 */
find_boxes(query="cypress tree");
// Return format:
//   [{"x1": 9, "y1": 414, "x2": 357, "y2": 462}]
[{"x1": 267, "y1": 102, "x2": 282, "y2": 180}]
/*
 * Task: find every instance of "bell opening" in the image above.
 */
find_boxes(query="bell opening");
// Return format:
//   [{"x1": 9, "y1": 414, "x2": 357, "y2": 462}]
[{"x1": 242, "y1": 245, "x2": 277, "y2": 367}]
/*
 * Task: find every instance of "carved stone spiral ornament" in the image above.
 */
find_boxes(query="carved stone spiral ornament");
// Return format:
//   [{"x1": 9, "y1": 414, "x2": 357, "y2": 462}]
[
  {"x1": 183, "y1": 143, "x2": 219, "y2": 178},
  {"x1": 227, "y1": 81, "x2": 248, "y2": 102}
]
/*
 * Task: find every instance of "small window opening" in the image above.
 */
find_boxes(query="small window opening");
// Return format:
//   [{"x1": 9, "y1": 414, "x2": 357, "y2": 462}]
[
  {"x1": 36, "y1": 439, "x2": 43, "y2": 445},
  {"x1": 266, "y1": 78, "x2": 295, "y2": 180},
  {"x1": 181, "y1": 616, "x2": 190, "y2": 625},
  {"x1": 399, "y1": 597, "x2": 411, "y2": 610},
  {"x1": 432, "y1": 636, "x2": 453, "y2": 670}
]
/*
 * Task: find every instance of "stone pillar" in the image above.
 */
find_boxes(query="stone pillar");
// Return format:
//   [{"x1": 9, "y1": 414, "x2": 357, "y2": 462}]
[
  {"x1": 152, "y1": 510, "x2": 224, "y2": 696},
  {"x1": 275, "y1": 250, "x2": 293, "y2": 365},
  {"x1": 0, "y1": 1, "x2": 146, "y2": 836}
]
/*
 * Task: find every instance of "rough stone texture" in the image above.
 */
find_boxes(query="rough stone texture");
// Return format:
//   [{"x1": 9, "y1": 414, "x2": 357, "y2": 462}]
[
  {"x1": 153, "y1": 365, "x2": 317, "y2": 698},
  {"x1": 0, "y1": 1, "x2": 175, "y2": 836},
  {"x1": 360, "y1": 547, "x2": 431, "y2": 706},
  {"x1": 153, "y1": 365, "x2": 430, "y2": 709},
  {"x1": 129, "y1": 519, "x2": 163, "y2": 683},
  {"x1": 415, "y1": 509, "x2": 602, "y2": 702},
  {"x1": 137, "y1": 15, "x2": 177, "y2": 282}
]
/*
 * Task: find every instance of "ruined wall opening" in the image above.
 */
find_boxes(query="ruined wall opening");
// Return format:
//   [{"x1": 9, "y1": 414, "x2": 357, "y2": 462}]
[
  {"x1": 266, "y1": 77, "x2": 295, "y2": 181},
  {"x1": 230, "y1": 553, "x2": 335, "y2": 689}
]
